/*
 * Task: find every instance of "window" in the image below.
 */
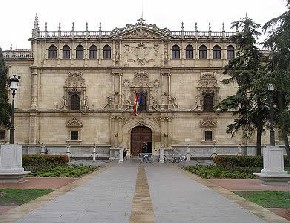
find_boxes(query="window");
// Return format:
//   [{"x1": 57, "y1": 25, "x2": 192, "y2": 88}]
[
  {"x1": 136, "y1": 92, "x2": 147, "y2": 112},
  {"x1": 213, "y1": 45, "x2": 221, "y2": 59},
  {"x1": 48, "y1": 45, "x2": 57, "y2": 59},
  {"x1": 227, "y1": 45, "x2": 235, "y2": 60},
  {"x1": 103, "y1": 44, "x2": 111, "y2": 59},
  {"x1": 0, "y1": 130, "x2": 5, "y2": 140},
  {"x1": 204, "y1": 131, "x2": 213, "y2": 141},
  {"x1": 199, "y1": 45, "x2": 207, "y2": 59},
  {"x1": 203, "y1": 93, "x2": 214, "y2": 112},
  {"x1": 89, "y1": 45, "x2": 97, "y2": 59},
  {"x1": 63, "y1": 45, "x2": 71, "y2": 59},
  {"x1": 172, "y1": 44, "x2": 180, "y2": 59},
  {"x1": 76, "y1": 45, "x2": 84, "y2": 59},
  {"x1": 70, "y1": 131, "x2": 78, "y2": 140},
  {"x1": 70, "y1": 93, "x2": 80, "y2": 110},
  {"x1": 185, "y1": 45, "x2": 193, "y2": 59}
]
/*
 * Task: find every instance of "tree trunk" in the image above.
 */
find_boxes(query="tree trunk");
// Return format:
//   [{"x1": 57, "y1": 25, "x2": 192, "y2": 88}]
[
  {"x1": 282, "y1": 132, "x2": 290, "y2": 165},
  {"x1": 256, "y1": 127, "x2": 262, "y2": 156}
]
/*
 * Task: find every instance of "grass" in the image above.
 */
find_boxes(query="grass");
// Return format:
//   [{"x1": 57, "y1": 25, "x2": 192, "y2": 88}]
[
  {"x1": 0, "y1": 188, "x2": 53, "y2": 205},
  {"x1": 234, "y1": 191, "x2": 290, "y2": 208}
]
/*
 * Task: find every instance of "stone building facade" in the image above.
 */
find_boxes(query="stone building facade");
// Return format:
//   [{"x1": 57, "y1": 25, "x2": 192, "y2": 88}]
[{"x1": 1, "y1": 16, "x2": 261, "y2": 158}]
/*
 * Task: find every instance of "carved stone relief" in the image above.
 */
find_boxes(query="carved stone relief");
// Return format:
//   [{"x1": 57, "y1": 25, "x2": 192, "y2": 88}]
[
  {"x1": 123, "y1": 42, "x2": 157, "y2": 66},
  {"x1": 66, "y1": 117, "x2": 83, "y2": 128},
  {"x1": 200, "y1": 118, "x2": 217, "y2": 128}
]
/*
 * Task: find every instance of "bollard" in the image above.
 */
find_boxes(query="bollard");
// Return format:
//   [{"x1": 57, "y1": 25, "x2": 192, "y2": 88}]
[
  {"x1": 159, "y1": 146, "x2": 164, "y2": 163},
  {"x1": 92, "y1": 145, "x2": 96, "y2": 161},
  {"x1": 119, "y1": 148, "x2": 124, "y2": 163},
  {"x1": 66, "y1": 143, "x2": 71, "y2": 161},
  {"x1": 186, "y1": 145, "x2": 191, "y2": 162}
]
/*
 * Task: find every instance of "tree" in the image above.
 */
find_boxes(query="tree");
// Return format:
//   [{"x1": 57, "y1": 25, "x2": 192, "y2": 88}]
[
  {"x1": 263, "y1": 0, "x2": 290, "y2": 164},
  {"x1": 0, "y1": 48, "x2": 10, "y2": 129},
  {"x1": 217, "y1": 16, "x2": 269, "y2": 155}
]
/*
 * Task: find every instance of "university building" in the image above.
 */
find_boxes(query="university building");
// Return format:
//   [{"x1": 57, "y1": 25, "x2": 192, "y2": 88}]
[{"x1": 1, "y1": 16, "x2": 262, "y2": 158}]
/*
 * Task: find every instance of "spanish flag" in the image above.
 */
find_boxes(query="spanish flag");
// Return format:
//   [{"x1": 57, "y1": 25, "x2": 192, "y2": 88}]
[{"x1": 133, "y1": 93, "x2": 142, "y2": 115}]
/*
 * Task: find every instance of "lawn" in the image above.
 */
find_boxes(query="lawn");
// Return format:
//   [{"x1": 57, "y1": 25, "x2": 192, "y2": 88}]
[
  {"x1": 234, "y1": 191, "x2": 290, "y2": 208},
  {"x1": 0, "y1": 188, "x2": 53, "y2": 205}
]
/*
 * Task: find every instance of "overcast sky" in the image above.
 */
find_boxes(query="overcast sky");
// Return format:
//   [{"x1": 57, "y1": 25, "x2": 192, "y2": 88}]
[{"x1": 0, "y1": 0, "x2": 287, "y2": 50}]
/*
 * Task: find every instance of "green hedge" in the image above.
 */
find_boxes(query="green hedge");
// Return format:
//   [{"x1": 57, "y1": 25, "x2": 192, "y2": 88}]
[
  {"x1": 23, "y1": 154, "x2": 69, "y2": 172},
  {"x1": 213, "y1": 155, "x2": 290, "y2": 168}
]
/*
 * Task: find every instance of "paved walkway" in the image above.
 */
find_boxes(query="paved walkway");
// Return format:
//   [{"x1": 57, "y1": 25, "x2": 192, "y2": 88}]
[{"x1": 0, "y1": 161, "x2": 288, "y2": 223}]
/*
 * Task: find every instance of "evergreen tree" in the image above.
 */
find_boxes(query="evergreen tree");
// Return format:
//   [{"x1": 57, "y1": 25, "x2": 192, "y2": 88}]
[
  {"x1": 217, "y1": 16, "x2": 268, "y2": 155},
  {"x1": 0, "y1": 48, "x2": 11, "y2": 129},
  {"x1": 263, "y1": 0, "x2": 290, "y2": 163}
]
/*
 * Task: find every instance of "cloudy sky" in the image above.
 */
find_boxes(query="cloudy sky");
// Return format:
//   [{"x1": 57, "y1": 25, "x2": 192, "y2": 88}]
[{"x1": 0, "y1": 0, "x2": 287, "y2": 50}]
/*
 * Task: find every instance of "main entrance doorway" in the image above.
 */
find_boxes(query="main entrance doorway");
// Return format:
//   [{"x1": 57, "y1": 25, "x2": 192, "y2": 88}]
[{"x1": 131, "y1": 126, "x2": 152, "y2": 156}]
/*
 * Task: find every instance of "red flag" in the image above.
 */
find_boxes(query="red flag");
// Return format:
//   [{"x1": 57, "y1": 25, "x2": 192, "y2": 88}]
[{"x1": 133, "y1": 93, "x2": 141, "y2": 115}]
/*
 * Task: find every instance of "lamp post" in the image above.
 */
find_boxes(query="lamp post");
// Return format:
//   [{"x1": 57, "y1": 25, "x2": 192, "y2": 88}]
[
  {"x1": 267, "y1": 83, "x2": 275, "y2": 146},
  {"x1": 9, "y1": 75, "x2": 19, "y2": 144}
]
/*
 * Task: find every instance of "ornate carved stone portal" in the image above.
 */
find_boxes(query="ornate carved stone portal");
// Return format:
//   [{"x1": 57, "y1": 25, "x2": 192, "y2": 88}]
[{"x1": 61, "y1": 72, "x2": 89, "y2": 110}]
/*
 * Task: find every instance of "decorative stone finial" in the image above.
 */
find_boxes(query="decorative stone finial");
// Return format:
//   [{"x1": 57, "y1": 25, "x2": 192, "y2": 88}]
[
  {"x1": 45, "y1": 22, "x2": 47, "y2": 32},
  {"x1": 137, "y1": 17, "x2": 146, "y2": 25},
  {"x1": 72, "y1": 22, "x2": 74, "y2": 31},
  {"x1": 32, "y1": 13, "x2": 40, "y2": 38},
  {"x1": 58, "y1": 23, "x2": 61, "y2": 32},
  {"x1": 99, "y1": 22, "x2": 102, "y2": 31},
  {"x1": 209, "y1": 22, "x2": 211, "y2": 31},
  {"x1": 86, "y1": 22, "x2": 88, "y2": 32},
  {"x1": 181, "y1": 22, "x2": 184, "y2": 31},
  {"x1": 195, "y1": 22, "x2": 198, "y2": 32},
  {"x1": 222, "y1": 22, "x2": 225, "y2": 32}
]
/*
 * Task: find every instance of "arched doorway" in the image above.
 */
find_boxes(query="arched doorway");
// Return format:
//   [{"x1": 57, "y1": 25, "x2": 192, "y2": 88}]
[{"x1": 131, "y1": 126, "x2": 152, "y2": 156}]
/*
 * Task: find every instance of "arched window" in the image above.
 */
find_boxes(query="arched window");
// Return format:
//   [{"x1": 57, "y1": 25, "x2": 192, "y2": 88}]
[
  {"x1": 185, "y1": 45, "x2": 193, "y2": 59},
  {"x1": 172, "y1": 44, "x2": 180, "y2": 59},
  {"x1": 76, "y1": 45, "x2": 84, "y2": 59},
  {"x1": 70, "y1": 93, "x2": 80, "y2": 110},
  {"x1": 227, "y1": 45, "x2": 235, "y2": 60},
  {"x1": 89, "y1": 45, "x2": 97, "y2": 59},
  {"x1": 103, "y1": 44, "x2": 111, "y2": 59},
  {"x1": 199, "y1": 45, "x2": 207, "y2": 59},
  {"x1": 63, "y1": 45, "x2": 71, "y2": 59},
  {"x1": 48, "y1": 45, "x2": 57, "y2": 59},
  {"x1": 203, "y1": 93, "x2": 214, "y2": 112},
  {"x1": 213, "y1": 45, "x2": 221, "y2": 59}
]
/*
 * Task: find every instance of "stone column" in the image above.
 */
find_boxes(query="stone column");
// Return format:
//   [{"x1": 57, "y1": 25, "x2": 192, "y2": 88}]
[{"x1": 31, "y1": 67, "x2": 38, "y2": 109}]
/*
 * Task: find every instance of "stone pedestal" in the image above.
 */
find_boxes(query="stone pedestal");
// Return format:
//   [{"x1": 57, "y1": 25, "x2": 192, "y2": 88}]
[
  {"x1": 0, "y1": 145, "x2": 30, "y2": 183},
  {"x1": 254, "y1": 146, "x2": 290, "y2": 185},
  {"x1": 159, "y1": 147, "x2": 164, "y2": 163}
]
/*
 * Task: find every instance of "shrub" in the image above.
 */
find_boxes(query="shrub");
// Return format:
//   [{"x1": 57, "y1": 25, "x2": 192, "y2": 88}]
[
  {"x1": 213, "y1": 155, "x2": 290, "y2": 168},
  {"x1": 29, "y1": 165, "x2": 98, "y2": 177},
  {"x1": 213, "y1": 155, "x2": 263, "y2": 168},
  {"x1": 23, "y1": 154, "x2": 69, "y2": 172},
  {"x1": 184, "y1": 165, "x2": 260, "y2": 179}
]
